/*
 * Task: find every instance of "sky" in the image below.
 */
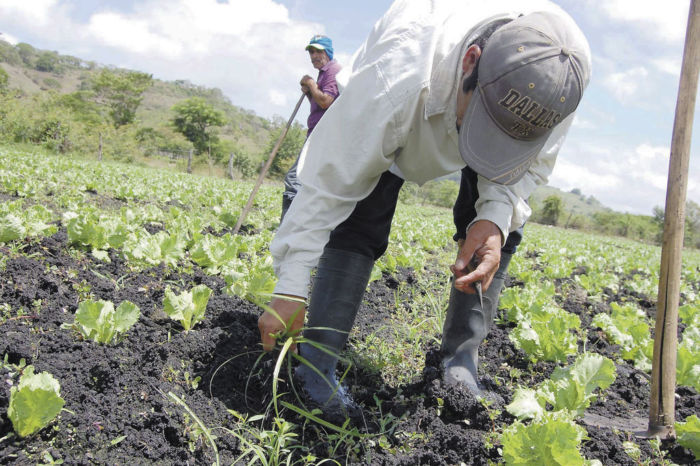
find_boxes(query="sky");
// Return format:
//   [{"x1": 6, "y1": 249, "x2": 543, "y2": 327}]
[{"x1": 0, "y1": 0, "x2": 698, "y2": 216}]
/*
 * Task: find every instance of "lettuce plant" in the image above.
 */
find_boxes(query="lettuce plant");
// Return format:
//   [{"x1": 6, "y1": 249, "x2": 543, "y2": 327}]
[
  {"x1": 509, "y1": 305, "x2": 580, "y2": 363},
  {"x1": 8, "y1": 366, "x2": 65, "y2": 437},
  {"x1": 592, "y1": 302, "x2": 653, "y2": 371},
  {"x1": 677, "y1": 326, "x2": 700, "y2": 391},
  {"x1": 675, "y1": 414, "x2": 700, "y2": 460},
  {"x1": 0, "y1": 213, "x2": 25, "y2": 243},
  {"x1": 64, "y1": 299, "x2": 140, "y2": 344},
  {"x1": 163, "y1": 284, "x2": 212, "y2": 331},
  {"x1": 190, "y1": 234, "x2": 249, "y2": 274},
  {"x1": 123, "y1": 230, "x2": 186, "y2": 268},
  {"x1": 507, "y1": 353, "x2": 616, "y2": 420},
  {"x1": 223, "y1": 254, "x2": 277, "y2": 305},
  {"x1": 501, "y1": 411, "x2": 601, "y2": 466},
  {"x1": 500, "y1": 282, "x2": 556, "y2": 323}
]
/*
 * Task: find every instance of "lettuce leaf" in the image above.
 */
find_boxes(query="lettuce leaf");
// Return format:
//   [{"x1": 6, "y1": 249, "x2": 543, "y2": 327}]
[{"x1": 8, "y1": 366, "x2": 65, "y2": 437}]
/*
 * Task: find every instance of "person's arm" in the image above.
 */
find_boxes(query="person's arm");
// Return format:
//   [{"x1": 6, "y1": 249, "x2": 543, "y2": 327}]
[
  {"x1": 300, "y1": 75, "x2": 335, "y2": 109},
  {"x1": 260, "y1": 64, "x2": 406, "y2": 350},
  {"x1": 273, "y1": 63, "x2": 405, "y2": 297},
  {"x1": 452, "y1": 114, "x2": 575, "y2": 292}
]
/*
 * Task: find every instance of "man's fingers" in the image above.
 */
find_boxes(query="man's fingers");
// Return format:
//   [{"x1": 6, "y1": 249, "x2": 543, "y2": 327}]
[
  {"x1": 261, "y1": 334, "x2": 276, "y2": 352},
  {"x1": 258, "y1": 296, "x2": 307, "y2": 352},
  {"x1": 258, "y1": 315, "x2": 279, "y2": 352}
]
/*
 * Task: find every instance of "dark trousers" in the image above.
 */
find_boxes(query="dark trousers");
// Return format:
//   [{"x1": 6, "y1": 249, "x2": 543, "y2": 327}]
[
  {"x1": 326, "y1": 169, "x2": 523, "y2": 258},
  {"x1": 281, "y1": 156, "x2": 302, "y2": 223}
]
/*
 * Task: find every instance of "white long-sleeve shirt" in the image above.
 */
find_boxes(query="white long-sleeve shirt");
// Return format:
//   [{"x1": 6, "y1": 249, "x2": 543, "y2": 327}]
[{"x1": 271, "y1": 0, "x2": 590, "y2": 298}]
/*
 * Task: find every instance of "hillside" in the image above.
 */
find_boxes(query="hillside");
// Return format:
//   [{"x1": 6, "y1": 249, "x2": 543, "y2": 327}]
[
  {"x1": 530, "y1": 184, "x2": 610, "y2": 216},
  {"x1": 0, "y1": 39, "x2": 279, "y2": 157}
]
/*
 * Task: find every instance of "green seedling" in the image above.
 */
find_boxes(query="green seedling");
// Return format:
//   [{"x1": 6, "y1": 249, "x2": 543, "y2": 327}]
[
  {"x1": 63, "y1": 299, "x2": 140, "y2": 344},
  {"x1": 162, "y1": 284, "x2": 212, "y2": 331},
  {"x1": 8, "y1": 366, "x2": 65, "y2": 438},
  {"x1": 501, "y1": 411, "x2": 602, "y2": 466},
  {"x1": 675, "y1": 414, "x2": 700, "y2": 461},
  {"x1": 507, "y1": 352, "x2": 616, "y2": 421}
]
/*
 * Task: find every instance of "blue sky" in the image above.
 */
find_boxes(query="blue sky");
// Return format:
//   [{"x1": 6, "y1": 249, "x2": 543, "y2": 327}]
[{"x1": 0, "y1": 0, "x2": 698, "y2": 216}]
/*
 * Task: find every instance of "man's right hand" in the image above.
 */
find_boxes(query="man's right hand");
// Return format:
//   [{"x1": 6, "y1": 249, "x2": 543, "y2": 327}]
[
  {"x1": 300, "y1": 74, "x2": 314, "y2": 96},
  {"x1": 258, "y1": 296, "x2": 307, "y2": 351}
]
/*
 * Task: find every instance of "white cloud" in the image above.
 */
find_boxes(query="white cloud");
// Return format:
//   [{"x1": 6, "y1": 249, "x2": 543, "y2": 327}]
[
  {"x1": 550, "y1": 141, "x2": 678, "y2": 214},
  {"x1": 85, "y1": 0, "x2": 296, "y2": 58},
  {"x1": 0, "y1": 0, "x2": 59, "y2": 27},
  {"x1": 602, "y1": 66, "x2": 649, "y2": 104},
  {"x1": 572, "y1": 115, "x2": 596, "y2": 130},
  {"x1": 0, "y1": 32, "x2": 18, "y2": 45},
  {"x1": 600, "y1": 0, "x2": 690, "y2": 43},
  {"x1": 268, "y1": 89, "x2": 287, "y2": 107},
  {"x1": 0, "y1": 0, "x2": 326, "y2": 115},
  {"x1": 627, "y1": 144, "x2": 671, "y2": 191},
  {"x1": 88, "y1": 13, "x2": 184, "y2": 58},
  {"x1": 650, "y1": 58, "x2": 681, "y2": 77},
  {"x1": 82, "y1": 0, "x2": 321, "y2": 113}
]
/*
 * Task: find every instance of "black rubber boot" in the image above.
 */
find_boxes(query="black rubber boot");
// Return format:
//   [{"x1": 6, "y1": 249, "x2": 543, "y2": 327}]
[
  {"x1": 441, "y1": 253, "x2": 512, "y2": 395},
  {"x1": 295, "y1": 248, "x2": 374, "y2": 418}
]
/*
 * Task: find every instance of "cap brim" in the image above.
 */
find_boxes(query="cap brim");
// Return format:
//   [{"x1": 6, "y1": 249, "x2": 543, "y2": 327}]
[
  {"x1": 459, "y1": 87, "x2": 548, "y2": 185},
  {"x1": 305, "y1": 44, "x2": 326, "y2": 51}
]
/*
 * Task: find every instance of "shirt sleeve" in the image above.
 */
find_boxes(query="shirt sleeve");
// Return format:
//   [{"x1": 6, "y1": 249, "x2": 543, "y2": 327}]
[
  {"x1": 270, "y1": 63, "x2": 406, "y2": 298},
  {"x1": 319, "y1": 64, "x2": 341, "y2": 99},
  {"x1": 467, "y1": 114, "x2": 575, "y2": 243}
]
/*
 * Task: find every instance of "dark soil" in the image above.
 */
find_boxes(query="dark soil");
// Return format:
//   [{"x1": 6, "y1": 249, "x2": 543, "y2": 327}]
[{"x1": 0, "y1": 230, "x2": 697, "y2": 465}]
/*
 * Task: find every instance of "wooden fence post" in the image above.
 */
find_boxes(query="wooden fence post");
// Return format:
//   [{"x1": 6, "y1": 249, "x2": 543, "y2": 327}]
[
  {"x1": 228, "y1": 153, "x2": 235, "y2": 180},
  {"x1": 187, "y1": 149, "x2": 193, "y2": 174},
  {"x1": 98, "y1": 133, "x2": 103, "y2": 162},
  {"x1": 647, "y1": 0, "x2": 700, "y2": 438}
]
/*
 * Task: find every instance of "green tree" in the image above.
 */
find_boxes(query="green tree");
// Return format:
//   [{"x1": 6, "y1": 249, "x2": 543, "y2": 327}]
[
  {"x1": 267, "y1": 119, "x2": 306, "y2": 176},
  {"x1": 540, "y1": 195, "x2": 563, "y2": 226},
  {"x1": 0, "y1": 39, "x2": 21, "y2": 65},
  {"x1": 15, "y1": 43, "x2": 36, "y2": 67},
  {"x1": 92, "y1": 69, "x2": 153, "y2": 127},
  {"x1": 0, "y1": 66, "x2": 8, "y2": 94},
  {"x1": 171, "y1": 97, "x2": 227, "y2": 154},
  {"x1": 35, "y1": 51, "x2": 61, "y2": 73},
  {"x1": 684, "y1": 200, "x2": 700, "y2": 248},
  {"x1": 58, "y1": 91, "x2": 103, "y2": 126}
]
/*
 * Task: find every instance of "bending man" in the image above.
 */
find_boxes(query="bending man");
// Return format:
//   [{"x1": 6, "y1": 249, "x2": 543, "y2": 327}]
[{"x1": 260, "y1": 0, "x2": 591, "y2": 415}]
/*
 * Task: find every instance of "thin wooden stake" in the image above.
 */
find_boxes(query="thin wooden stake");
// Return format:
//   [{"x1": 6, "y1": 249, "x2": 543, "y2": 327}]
[
  {"x1": 647, "y1": 0, "x2": 700, "y2": 439},
  {"x1": 233, "y1": 93, "x2": 305, "y2": 234},
  {"x1": 98, "y1": 133, "x2": 103, "y2": 162}
]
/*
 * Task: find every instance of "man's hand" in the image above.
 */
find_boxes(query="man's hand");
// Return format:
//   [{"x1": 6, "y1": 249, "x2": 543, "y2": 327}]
[
  {"x1": 451, "y1": 220, "x2": 502, "y2": 293},
  {"x1": 300, "y1": 75, "x2": 316, "y2": 96},
  {"x1": 258, "y1": 296, "x2": 306, "y2": 352}
]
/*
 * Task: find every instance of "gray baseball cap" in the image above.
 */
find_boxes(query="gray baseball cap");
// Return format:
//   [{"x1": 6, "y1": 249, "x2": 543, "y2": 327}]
[{"x1": 459, "y1": 11, "x2": 591, "y2": 185}]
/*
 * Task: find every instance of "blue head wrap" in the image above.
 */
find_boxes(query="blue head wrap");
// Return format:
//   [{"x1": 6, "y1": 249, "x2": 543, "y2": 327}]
[{"x1": 305, "y1": 34, "x2": 334, "y2": 61}]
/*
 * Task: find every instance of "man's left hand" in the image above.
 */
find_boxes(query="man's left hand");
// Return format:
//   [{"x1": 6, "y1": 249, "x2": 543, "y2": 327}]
[
  {"x1": 300, "y1": 75, "x2": 316, "y2": 95},
  {"x1": 451, "y1": 220, "x2": 502, "y2": 293}
]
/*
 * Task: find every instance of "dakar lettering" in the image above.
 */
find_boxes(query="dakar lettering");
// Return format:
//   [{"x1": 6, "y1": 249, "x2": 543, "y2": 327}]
[{"x1": 498, "y1": 89, "x2": 561, "y2": 130}]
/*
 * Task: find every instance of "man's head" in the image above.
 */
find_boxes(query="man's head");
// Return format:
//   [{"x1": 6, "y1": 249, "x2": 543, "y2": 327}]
[
  {"x1": 306, "y1": 35, "x2": 333, "y2": 69},
  {"x1": 457, "y1": 11, "x2": 591, "y2": 185}
]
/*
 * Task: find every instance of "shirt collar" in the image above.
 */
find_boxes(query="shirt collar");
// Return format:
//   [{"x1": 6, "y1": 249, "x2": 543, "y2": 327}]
[
  {"x1": 425, "y1": 36, "x2": 468, "y2": 146},
  {"x1": 425, "y1": 14, "x2": 519, "y2": 142},
  {"x1": 320, "y1": 59, "x2": 336, "y2": 72}
]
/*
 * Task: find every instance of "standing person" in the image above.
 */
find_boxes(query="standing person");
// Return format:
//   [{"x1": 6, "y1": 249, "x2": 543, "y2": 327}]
[
  {"x1": 281, "y1": 35, "x2": 342, "y2": 221},
  {"x1": 259, "y1": 0, "x2": 591, "y2": 416}
]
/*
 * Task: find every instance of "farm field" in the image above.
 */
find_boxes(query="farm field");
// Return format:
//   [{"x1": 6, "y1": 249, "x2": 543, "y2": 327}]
[{"x1": 0, "y1": 146, "x2": 699, "y2": 465}]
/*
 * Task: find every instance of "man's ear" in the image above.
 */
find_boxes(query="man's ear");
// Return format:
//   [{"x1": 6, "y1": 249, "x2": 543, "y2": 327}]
[{"x1": 462, "y1": 44, "x2": 482, "y2": 76}]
